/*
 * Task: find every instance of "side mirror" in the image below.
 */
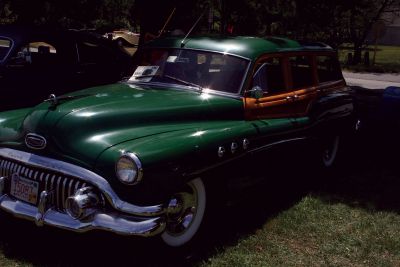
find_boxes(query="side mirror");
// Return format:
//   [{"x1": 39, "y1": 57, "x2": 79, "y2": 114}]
[{"x1": 248, "y1": 86, "x2": 264, "y2": 99}]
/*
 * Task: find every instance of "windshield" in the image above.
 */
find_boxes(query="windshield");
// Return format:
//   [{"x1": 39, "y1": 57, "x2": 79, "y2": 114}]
[
  {"x1": 0, "y1": 37, "x2": 12, "y2": 61},
  {"x1": 129, "y1": 48, "x2": 249, "y2": 94}
]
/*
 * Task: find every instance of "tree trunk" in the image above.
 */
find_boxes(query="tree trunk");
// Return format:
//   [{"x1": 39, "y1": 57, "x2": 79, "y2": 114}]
[
  {"x1": 353, "y1": 42, "x2": 363, "y2": 65},
  {"x1": 219, "y1": 0, "x2": 227, "y2": 34}
]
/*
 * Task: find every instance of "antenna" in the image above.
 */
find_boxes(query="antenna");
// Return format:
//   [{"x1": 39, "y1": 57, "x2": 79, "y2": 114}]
[
  {"x1": 180, "y1": 11, "x2": 206, "y2": 48},
  {"x1": 158, "y1": 7, "x2": 176, "y2": 38}
]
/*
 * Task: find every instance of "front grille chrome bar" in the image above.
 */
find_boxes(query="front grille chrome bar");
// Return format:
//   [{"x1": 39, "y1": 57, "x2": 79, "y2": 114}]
[
  {"x1": 0, "y1": 158, "x2": 85, "y2": 211},
  {"x1": 0, "y1": 148, "x2": 165, "y2": 216}
]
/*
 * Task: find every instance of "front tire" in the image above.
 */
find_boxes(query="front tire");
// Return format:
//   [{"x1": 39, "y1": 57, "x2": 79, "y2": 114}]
[{"x1": 161, "y1": 178, "x2": 206, "y2": 247}]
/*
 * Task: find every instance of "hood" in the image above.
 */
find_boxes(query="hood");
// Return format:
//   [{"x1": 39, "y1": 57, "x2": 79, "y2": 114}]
[{"x1": 5, "y1": 82, "x2": 244, "y2": 166}]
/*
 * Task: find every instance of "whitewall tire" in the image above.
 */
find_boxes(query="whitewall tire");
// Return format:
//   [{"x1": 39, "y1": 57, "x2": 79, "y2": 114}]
[
  {"x1": 322, "y1": 135, "x2": 340, "y2": 167},
  {"x1": 161, "y1": 177, "x2": 206, "y2": 247}
]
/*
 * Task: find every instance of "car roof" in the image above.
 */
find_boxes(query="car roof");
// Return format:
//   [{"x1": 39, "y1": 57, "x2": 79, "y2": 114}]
[{"x1": 145, "y1": 36, "x2": 334, "y2": 60}]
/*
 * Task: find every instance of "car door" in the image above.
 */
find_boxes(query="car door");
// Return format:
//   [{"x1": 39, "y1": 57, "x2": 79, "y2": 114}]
[
  {"x1": 244, "y1": 55, "x2": 294, "y2": 120},
  {"x1": 244, "y1": 55, "x2": 303, "y2": 145},
  {"x1": 287, "y1": 53, "x2": 319, "y2": 118},
  {"x1": 312, "y1": 52, "x2": 351, "y2": 122}
]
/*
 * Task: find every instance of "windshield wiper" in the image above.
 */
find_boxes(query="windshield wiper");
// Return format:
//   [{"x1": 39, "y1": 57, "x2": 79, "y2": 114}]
[
  {"x1": 132, "y1": 74, "x2": 203, "y2": 93},
  {"x1": 133, "y1": 74, "x2": 160, "y2": 79},
  {"x1": 164, "y1": 75, "x2": 203, "y2": 92}
]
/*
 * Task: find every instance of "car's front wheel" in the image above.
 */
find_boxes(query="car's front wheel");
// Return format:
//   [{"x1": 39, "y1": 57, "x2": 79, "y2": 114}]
[{"x1": 161, "y1": 177, "x2": 206, "y2": 247}]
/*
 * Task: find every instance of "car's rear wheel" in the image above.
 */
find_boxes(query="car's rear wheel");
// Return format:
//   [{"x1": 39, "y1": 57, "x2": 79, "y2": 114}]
[
  {"x1": 161, "y1": 177, "x2": 206, "y2": 247},
  {"x1": 321, "y1": 135, "x2": 340, "y2": 168}
]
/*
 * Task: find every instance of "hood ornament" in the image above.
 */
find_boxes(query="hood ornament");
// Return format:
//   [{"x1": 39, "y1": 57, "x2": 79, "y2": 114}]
[
  {"x1": 45, "y1": 93, "x2": 92, "y2": 109},
  {"x1": 46, "y1": 94, "x2": 58, "y2": 107}
]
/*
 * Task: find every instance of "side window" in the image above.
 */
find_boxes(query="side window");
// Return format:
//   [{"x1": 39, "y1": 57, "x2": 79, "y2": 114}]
[
  {"x1": 289, "y1": 55, "x2": 313, "y2": 89},
  {"x1": 316, "y1": 55, "x2": 343, "y2": 83},
  {"x1": 253, "y1": 57, "x2": 286, "y2": 95}
]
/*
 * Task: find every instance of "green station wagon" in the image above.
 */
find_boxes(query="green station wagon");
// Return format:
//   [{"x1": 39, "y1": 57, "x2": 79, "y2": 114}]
[{"x1": 0, "y1": 36, "x2": 354, "y2": 247}]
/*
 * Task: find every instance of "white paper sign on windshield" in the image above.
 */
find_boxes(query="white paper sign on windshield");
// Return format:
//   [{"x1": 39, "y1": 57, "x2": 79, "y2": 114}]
[{"x1": 129, "y1": 66, "x2": 159, "y2": 82}]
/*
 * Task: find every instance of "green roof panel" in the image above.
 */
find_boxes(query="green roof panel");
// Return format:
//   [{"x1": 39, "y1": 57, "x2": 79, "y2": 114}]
[{"x1": 145, "y1": 36, "x2": 330, "y2": 60}]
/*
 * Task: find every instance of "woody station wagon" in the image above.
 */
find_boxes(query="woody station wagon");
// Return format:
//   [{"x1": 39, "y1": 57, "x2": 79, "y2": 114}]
[{"x1": 0, "y1": 36, "x2": 353, "y2": 247}]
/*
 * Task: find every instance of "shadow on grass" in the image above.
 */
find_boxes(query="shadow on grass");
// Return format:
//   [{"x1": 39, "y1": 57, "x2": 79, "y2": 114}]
[
  {"x1": 314, "y1": 130, "x2": 400, "y2": 213},
  {"x1": 0, "y1": 131, "x2": 399, "y2": 266}
]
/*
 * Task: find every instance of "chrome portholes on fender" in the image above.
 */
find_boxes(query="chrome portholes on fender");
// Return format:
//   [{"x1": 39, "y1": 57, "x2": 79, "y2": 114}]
[
  {"x1": 355, "y1": 119, "x2": 362, "y2": 131},
  {"x1": 242, "y1": 138, "x2": 250, "y2": 150},
  {"x1": 322, "y1": 135, "x2": 340, "y2": 168},
  {"x1": 217, "y1": 138, "x2": 250, "y2": 158},
  {"x1": 162, "y1": 177, "x2": 206, "y2": 247},
  {"x1": 231, "y1": 142, "x2": 238, "y2": 154},
  {"x1": 217, "y1": 146, "x2": 226, "y2": 158}
]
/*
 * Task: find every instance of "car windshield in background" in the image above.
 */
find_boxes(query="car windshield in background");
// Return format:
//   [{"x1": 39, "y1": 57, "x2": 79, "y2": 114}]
[
  {"x1": 129, "y1": 48, "x2": 249, "y2": 94},
  {"x1": 0, "y1": 37, "x2": 12, "y2": 61}
]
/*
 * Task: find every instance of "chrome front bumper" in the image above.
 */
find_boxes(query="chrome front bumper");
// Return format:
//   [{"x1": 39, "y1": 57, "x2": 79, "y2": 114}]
[
  {"x1": 0, "y1": 148, "x2": 166, "y2": 237},
  {"x1": 0, "y1": 194, "x2": 166, "y2": 236}
]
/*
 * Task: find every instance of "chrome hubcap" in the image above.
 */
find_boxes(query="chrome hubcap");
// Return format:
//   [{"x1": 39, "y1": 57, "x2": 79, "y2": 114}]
[
  {"x1": 322, "y1": 136, "x2": 339, "y2": 167},
  {"x1": 324, "y1": 148, "x2": 332, "y2": 161},
  {"x1": 165, "y1": 183, "x2": 198, "y2": 236}
]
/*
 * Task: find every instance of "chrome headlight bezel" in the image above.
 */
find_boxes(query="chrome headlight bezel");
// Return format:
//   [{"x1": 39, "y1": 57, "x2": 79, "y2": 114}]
[{"x1": 115, "y1": 152, "x2": 143, "y2": 185}]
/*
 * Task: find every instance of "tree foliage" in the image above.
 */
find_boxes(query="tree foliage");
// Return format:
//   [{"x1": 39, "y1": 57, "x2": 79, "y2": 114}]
[
  {"x1": 1, "y1": 0, "x2": 399, "y2": 63},
  {"x1": 0, "y1": 0, "x2": 135, "y2": 30}
]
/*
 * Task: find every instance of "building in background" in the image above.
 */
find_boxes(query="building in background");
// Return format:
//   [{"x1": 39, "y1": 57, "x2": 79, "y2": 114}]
[{"x1": 376, "y1": 13, "x2": 400, "y2": 45}]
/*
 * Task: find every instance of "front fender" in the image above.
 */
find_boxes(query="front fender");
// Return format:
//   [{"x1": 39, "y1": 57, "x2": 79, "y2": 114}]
[
  {"x1": 94, "y1": 120, "x2": 258, "y2": 204},
  {"x1": 0, "y1": 108, "x2": 32, "y2": 142}
]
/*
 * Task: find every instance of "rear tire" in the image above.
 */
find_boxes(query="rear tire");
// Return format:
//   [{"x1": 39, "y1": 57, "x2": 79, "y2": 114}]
[{"x1": 321, "y1": 135, "x2": 340, "y2": 168}]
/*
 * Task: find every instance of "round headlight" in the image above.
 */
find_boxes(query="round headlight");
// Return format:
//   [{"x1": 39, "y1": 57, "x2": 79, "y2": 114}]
[{"x1": 115, "y1": 153, "x2": 143, "y2": 185}]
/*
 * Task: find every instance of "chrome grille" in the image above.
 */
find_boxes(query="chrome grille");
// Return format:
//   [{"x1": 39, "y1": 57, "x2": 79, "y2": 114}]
[{"x1": 0, "y1": 157, "x2": 88, "y2": 211}]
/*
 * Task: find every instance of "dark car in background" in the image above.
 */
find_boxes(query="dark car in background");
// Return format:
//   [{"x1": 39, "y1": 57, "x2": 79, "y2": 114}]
[
  {"x1": 0, "y1": 26, "x2": 132, "y2": 111},
  {"x1": 353, "y1": 85, "x2": 400, "y2": 137}
]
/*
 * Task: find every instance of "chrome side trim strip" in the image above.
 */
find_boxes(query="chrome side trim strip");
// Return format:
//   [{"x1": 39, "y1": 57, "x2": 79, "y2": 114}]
[
  {"x1": 0, "y1": 148, "x2": 165, "y2": 216},
  {"x1": 189, "y1": 137, "x2": 308, "y2": 176},
  {"x1": 248, "y1": 137, "x2": 308, "y2": 154}
]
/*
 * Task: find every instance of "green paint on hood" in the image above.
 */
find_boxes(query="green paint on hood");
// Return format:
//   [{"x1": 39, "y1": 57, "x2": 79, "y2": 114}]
[{"x1": 11, "y1": 83, "x2": 244, "y2": 166}]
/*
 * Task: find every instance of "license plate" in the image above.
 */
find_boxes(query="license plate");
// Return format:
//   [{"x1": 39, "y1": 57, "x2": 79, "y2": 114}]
[{"x1": 10, "y1": 174, "x2": 39, "y2": 205}]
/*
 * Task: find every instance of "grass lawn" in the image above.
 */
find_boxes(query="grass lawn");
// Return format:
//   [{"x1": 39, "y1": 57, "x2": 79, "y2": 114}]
[
  {"x1": 339, "y1": 45, "x2": 400, "y2": 73},
  {"x1": 1, "y1": 135, "x2": 400, "y2": 266},
  {"x1": 203, "y1": 196, "x2": 400, "y2": 266}
]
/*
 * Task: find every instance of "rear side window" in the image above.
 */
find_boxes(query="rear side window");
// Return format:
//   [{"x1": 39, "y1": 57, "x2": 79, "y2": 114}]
[
  {"x1": 316, "y1": 55, "x2": 343, "y2": 83},
  {"x1": 253, "y1": 57, "x2": 286, "y2": 95},
  {"x1": 0, "y1": 38, "x2": 12, "y2": 61},
  {"x1": 289, "y1": 56, "x2": 314, "y2": 89}
]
